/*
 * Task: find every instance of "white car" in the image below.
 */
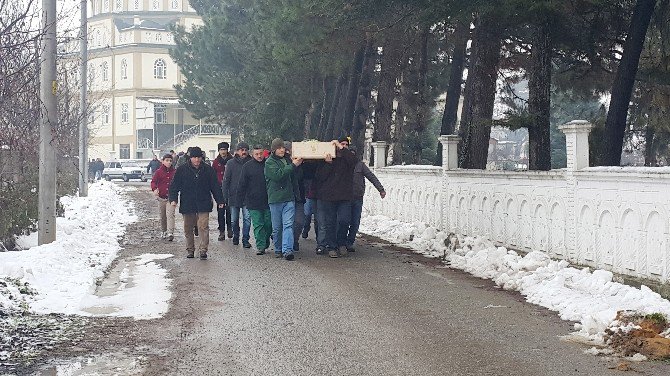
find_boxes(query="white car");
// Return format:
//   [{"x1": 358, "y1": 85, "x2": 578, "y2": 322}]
[{"x1": 103, "y1": 161, "x2": 149, "y2": 182}]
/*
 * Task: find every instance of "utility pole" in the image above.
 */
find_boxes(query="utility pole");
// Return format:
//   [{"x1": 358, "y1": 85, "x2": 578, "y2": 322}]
[
  {"x1": 38, "y1": 0, "x2": 58, "y2": 245},
  {"x1": 78, "y1": 0, "x2": 88, "y2": 196}
]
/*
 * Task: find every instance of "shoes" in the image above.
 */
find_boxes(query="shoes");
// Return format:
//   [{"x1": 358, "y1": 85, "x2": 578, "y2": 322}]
[
  {"x1": 301, "y1": 230, "x2": 308, "y2": 239},
  {"x1": 256, "y1": 249, "x2": 265, "y2": 255},
  {"x1": 242, "y1": 242, "x2": 251, "y2": 249},
  {"x1": 218, "y1": 232, "x2": 225, "y2": 241},
  {"x1": 328, "y1": 249, "x2": 338, "y2": 258},
  {"x1": 187, "y1": 252, "x2": 195, "y2": 258},
  {"x1": 285, "y1": 253, "x2": 295, "y2": 261},
  {"x1": 232, "y1": 237, "x2": 239, "y2": 245},
  {"x1": 167, "y1": 234, "x2": 174, "y2": 242},
  {"x1": 199, "y1": 251, "x2": 208, "y2": 260},
  {"x1": 315, "y1": 247, "x2": 324, "y2": 255},
  {"x1": 339, "y1": 247, "x2": 349, "y2": 257},
  {"x1": 275, "y1": 252, "x2": 283, "y2": 258},
  {"x1": 294, "y1": 243, "x2": 300, "y2": 252},
  {"x1": 227, "y1": 230, "x2": 233, "y2": 239},
  {"x1": 346, "y1": 246, "x2": 355, "y2": 252}
]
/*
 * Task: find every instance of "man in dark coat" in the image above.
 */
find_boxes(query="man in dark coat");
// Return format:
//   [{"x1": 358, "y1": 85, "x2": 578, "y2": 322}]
[
  {"x1": 315, "y1": 137, "x2": 357, "y2": 258},
  {"x1": 212, "y1": 141, "x2": 233, "y2": 240},
  {"x1": 223, "y1": 142, "x2": 252, "y2": 247},
  {"x1": 169, "y1": 146, "x2": 225, "y2": 259},
  {"x1": 146, "y1": 155, "x2": 161, "y2": 174},
  {"x1": 237, "y1": 145, "x2": 271, "y2": 255},
  {"x1": 347, "y1": 148, "x2": 385, "y2": 251}
]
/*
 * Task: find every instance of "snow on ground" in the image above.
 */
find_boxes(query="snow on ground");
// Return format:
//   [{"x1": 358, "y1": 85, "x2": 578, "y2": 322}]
[
  {"x1": 359, "y1": 214, "x2": 670, "y2": 344},
  {"x1": 0, "y1": 181, "x2": 172, "y2": 320}
]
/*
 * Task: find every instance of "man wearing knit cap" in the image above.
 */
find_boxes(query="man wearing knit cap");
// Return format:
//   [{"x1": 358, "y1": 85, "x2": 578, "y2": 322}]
[
  {"x1": 212, "y1": 141, "x2": 233, "y2": 241},
  {"x1": 264, "y1": 138, "x2": 303, "y2": 260},
  {"x1": 223, "y1": 141, "x2": 252, "y2": 247},
  {"x1": 169, "y1": 146, "x2": 225, "y2": 259},
  {"x1": 315, "y1": 137, "x2": 357, "y2": 258}
]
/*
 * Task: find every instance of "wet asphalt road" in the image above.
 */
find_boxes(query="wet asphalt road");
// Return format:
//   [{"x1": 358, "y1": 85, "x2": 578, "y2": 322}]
[{"x1": 31, "y1": 183, "x2": 670, "y2": 375}]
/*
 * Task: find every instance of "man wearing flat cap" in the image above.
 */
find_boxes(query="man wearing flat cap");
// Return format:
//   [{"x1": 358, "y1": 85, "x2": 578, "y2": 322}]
[
  {"x1": 212, "y1": 141, "x2": 233, "y2": 241},
  {"x1": 169, "y1": 146, "x2": 225, "y2": 259},
  {"x1": 223, "y1": 141, "x2": 252, "y2": 247}
]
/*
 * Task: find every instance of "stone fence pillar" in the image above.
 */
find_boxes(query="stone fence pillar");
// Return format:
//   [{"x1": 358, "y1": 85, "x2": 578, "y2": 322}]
[
  {"x1": 558, "y1": 120, "x2": 593, "y2": 171},
  {"x1": 371, "y1": 141, "x2": 388, "y2": 168},
  {"x1": 438, "y1": 135, "x2": 460, "y2": 170}
]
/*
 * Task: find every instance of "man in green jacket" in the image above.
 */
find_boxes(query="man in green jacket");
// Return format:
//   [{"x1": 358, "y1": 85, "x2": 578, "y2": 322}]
[{"x1": 264, "y1": 138, "x2": 303, "y2": 260}]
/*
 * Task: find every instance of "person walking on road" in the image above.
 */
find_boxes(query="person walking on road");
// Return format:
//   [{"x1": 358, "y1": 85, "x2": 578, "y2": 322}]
[
  {"x1": 347, "y1": 148, "x2": 385, "y2": 252},
  {"x1": 237, "y1": 145, "x2": 272, "y2": 255},
  {"x1": 283, "y1": 141, "x2": 306, "y2": 252},
  {"x1": 212, "y1": 142, "x2": 233, "y2": 241},
  {"x1": 315, "y1": 137, "x2": 357, "y2": 258},
  {"x1": 265, "y1": 138, "x2": 303, "y2": 260},
  {"x1": 151, "y1": 154, "x2": 177, "y2": 241},
  {"x1": 223, "y1": 142, "x2": 252, "y2": 248},
  {"x1": 147, "y1": 155, "x2": 161, "y2": 174},
  {"x1": 169, "y1": 146, "x2": 225, "y2": 259}
]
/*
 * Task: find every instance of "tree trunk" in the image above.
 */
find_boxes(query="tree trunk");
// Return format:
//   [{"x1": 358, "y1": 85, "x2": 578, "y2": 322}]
[
  {"x1": 351, "y1": 36, "x2": 376, "y2": 157},
  {"x1": 303, "y1": 100, "x2": 316, "y2": 140},
  {"x1": 391, "y1": 62, "x2": 414, "y2": 165},
  {"x1": 527, "y1": 23, "x2": 552, "y2": 171},
  {"x1": 458, "y1": 14, "x2": 503, "y2": 169},
  {"x1": 340, "y1": 44, "x2": 366, "y2": 136},
  {"x1": 316, "y1": 76, "x2": 334, "y2": 140},
  {"x1": 409, "y1": 26, "x2": 430, "y2": 164},
  {"x1": 324, "y1": 72, "x2": 346, "y2": 141},
  {"x1": 644, "y1": 125, "x2": 656, "y2": 166},
  {"x1": 435, "y1": 20, "x2": 469, "y2": 165},
  {"x1": 373, "y1": 35, "x2": 404, "y2": 143},
  {"x1": 602, "y1": 0, "x2": 656, "y2": 166}
]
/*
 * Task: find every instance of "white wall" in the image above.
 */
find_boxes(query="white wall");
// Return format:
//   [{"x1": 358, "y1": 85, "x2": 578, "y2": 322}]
[{"x1": 363, "y1": 139, "x2": 670, "y2": 284}]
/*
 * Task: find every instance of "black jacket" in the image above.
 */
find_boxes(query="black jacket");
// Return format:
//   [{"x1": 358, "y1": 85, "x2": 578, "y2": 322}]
[
  {"x1": 147, "y1": 159, "x2": 161, "y2": 173},
  {"x1": 237, "y1": 158, "x2": 269, "y2": 210},
  {"x1": 353, "y1": 161, "x2": 385, "y2": 199},
  {"x1": 168, "y1": 162, "x2": 224, "y2": 214},
  {"x1": 222, "y1": 155, "x2": 251, "y2": 207},
  {"x1": 314, "y1": 148, "x2": 357, "y2": 202}
]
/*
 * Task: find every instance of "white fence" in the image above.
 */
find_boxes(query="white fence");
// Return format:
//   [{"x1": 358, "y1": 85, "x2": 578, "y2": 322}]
[{"x1": 363, "y1": 122, "x2": 670, "y2": 283}]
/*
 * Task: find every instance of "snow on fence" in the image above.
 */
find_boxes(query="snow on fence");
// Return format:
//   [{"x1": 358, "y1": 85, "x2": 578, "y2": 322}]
[{"x1": 363, "y1": 121, "x2": 670, "y2": 284}]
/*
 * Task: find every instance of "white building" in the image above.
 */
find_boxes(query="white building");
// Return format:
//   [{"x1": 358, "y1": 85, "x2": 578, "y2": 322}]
[{"x1": 86, "y1": 0, "x2": 230, "y2": 160}]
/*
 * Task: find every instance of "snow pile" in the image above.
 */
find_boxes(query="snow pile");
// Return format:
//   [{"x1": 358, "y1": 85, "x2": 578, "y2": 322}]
[
  {"x1": 359, "y1": 214, "x2": 670, "y2": 343},
  {"x1": 0, "y1": 182, "x2": 137, "y2": 317}
]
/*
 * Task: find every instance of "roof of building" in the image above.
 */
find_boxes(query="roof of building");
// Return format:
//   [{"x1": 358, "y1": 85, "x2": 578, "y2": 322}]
[{"x1": 114, "y1": 17, "x2": 180, "y2": 32}]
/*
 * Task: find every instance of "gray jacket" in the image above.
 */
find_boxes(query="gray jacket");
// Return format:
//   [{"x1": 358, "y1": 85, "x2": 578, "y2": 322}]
[
  {"x1": 353, "y1": 161, "x2": 384, "y2": 199},
  {"x1": 222, "y1": 155, "x2": 251, "y2": 207}
]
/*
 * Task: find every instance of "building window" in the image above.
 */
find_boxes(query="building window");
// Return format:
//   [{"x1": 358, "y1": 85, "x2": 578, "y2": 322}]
[
  {"x1": 154, "y1": 104, "x2": 167, "y2": 124},
  {"x1": 115, "y1": 0, "x2": 122, "y2": 11},
  {"x1": 152, "y1": 0, "x2": 160, "y2": 10},
  {"x1": 103, "y1": 105, "x2": 110, "y2": 124},
  {"x1": 121, "y1": 103, "x2": 129, "y2": 123},
  {"x1": 101, "y1": 61, "x2": 109, "y2": 81},
  {"x1": 88, "y1": 63, "x2": 95, "y2": 89},
  {"x1": 94, "y1": 29, "x2": 101, "y2": 47},
  {"x1": 103, "y1": 0, "x2": 110, "y2": 12},
  {"x1": 171, "y1": 0, "x2": 179, "y2": 10},
  {"x1": 156, "y1": 32, "x2": 163, "y2": 42},
  {"x1": 120, "y1": 144, "x2": 130, "y2": 159},
  {"x1": 120, "y1": 58, "x2": 128, "y2": 79},
  {"x1": 153, "y1": 59, "x2": 166, "y2": 79},
  {"x1": 133, "y1": 0, "x2": 141, "y2": 10}
]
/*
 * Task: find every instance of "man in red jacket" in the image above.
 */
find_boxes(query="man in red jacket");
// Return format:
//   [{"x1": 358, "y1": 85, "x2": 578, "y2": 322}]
[
  {"x1": 212, "y1": 142, "x2": 233, "y2": 241},
  {"x1": 151, "y1": 154, "x2": 177, "y2": 241}
]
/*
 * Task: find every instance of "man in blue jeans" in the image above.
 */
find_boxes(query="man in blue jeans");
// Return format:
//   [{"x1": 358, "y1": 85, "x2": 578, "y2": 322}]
[
  {"x1": 265, "y1": 138, "x2": 303, "y2": 260},
  {"x1": 315, "y1": 137, "x2": 357, "y2": 258},
  {"x1": 347, "y1": 148, "x2": 385, "y2": 252},
  {"x1": 223, "y1": 142, "x2": 252, "y2": 247}
]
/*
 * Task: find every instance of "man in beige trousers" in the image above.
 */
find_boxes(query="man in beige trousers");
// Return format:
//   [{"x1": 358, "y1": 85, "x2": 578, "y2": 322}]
[{"x1": 168, "y1": 147, "x2": 225, "y2": 259}]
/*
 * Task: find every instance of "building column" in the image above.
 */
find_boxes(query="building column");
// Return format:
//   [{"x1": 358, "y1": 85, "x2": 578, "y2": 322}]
[
  {"x1": 371, "y1": 141, "x2": 388, "y2": 168},
  {"x1": 558, "y1": 120, "x2": 594, "y2": 171},
  {"x1": 438, "y1": 135, "x2": 460, "y2": 170}
]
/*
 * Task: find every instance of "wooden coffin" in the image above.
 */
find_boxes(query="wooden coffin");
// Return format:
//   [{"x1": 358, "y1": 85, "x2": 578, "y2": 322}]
[{"x1": 292, "y1": 141, "x2": 336, "y2": 159}]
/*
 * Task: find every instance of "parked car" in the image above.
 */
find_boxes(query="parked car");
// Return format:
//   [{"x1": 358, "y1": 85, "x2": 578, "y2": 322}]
[{"x1": 103, "y1": 160, "x2": 149, "y2": 182}]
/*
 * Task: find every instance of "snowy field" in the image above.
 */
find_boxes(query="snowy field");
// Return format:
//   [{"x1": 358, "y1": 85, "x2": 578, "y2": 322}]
[
  {"x1": 0, "y1": 182, "x2": 172, "y2": 320},
  {"x1": 359, "y1": 214, "x2": 670, "y2": 344}
]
